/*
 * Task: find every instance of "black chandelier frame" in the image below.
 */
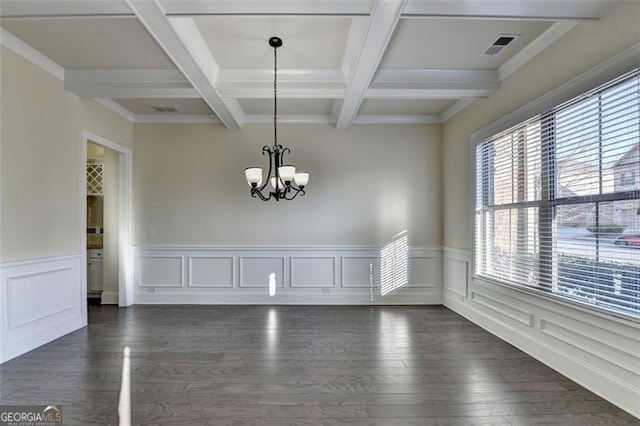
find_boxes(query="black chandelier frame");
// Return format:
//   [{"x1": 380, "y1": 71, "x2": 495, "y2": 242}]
[{"x1": 246, "y1": 36, "x2": 308, "y2": 202}]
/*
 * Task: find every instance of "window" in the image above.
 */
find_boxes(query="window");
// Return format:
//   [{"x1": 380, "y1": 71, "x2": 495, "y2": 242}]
[
  {"x1": 475, "y1": 69, "x2": 640, "y2": 319},
  {"x1": 620, "y1": 171, "x2": 636, "y2": 186}
]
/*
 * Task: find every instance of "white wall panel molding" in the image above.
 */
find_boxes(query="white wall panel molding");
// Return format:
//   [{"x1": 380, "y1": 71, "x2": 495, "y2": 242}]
[
  {"x1": 135, "y1": 245, "x2": 442, "y2": 304},
  {"x1": 471, "y1": 290, "x2": 535, "y2": 328},
  {"x1": 0, "y1": 254, "x2": 84, "y2": 364},
  {"x1": 341, "y1": 256, "x2": 379, "y2": 288},
  {"x1": 188, "y1": 256, "x2": 235, "y2": 288},
  {"x1": 239, "y1": 256, "x2": 285, "y2": 288},
  {"x1": 138, "y1": 255, "x2": 184, "y2": 287},
  {"x1": 290, "y1": 256, "x2": 336, "y2": 288},
  {"x1": 442, "y1": 247, "x2": 471, "y2": 300},
  {"x1": 442, "y1": 246, "x2": 640, "y2": 418}
]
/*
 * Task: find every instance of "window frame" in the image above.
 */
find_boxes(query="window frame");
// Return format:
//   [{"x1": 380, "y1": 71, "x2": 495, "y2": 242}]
[{"x1": 470, "y1": 45, "x2": 640, "y2": 322}]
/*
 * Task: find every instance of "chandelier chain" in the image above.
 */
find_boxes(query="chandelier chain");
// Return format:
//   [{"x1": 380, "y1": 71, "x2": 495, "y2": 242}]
[{"x1": 273, "y1": 43, "x2": 278, "y2": 146}]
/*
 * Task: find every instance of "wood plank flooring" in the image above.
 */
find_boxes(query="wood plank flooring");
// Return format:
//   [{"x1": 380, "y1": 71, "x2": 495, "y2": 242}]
[{"x1": 1, "y1": 305, "x2": 638, "y2": 425}]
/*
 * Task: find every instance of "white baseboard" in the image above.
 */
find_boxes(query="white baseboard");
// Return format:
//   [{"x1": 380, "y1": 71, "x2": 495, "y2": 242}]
[{"x1": 442, "y1": 247, "x2": 640, "y2": 420}]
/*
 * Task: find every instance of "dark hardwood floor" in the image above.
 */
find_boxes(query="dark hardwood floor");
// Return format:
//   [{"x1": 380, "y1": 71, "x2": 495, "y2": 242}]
[{"x1": 1, "y1": 305, "x2": 638, "y2": 425}]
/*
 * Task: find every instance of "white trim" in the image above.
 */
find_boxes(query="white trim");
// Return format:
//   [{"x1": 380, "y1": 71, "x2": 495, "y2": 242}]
[
  {"x1": 498, "y1": 21, "x2": 579, "y2": 81},
  {"x1": 0, "y1": 28, "x2": 64, "y2": 80},
  {"x1": 95, "y1": 99, "x2": 137, "y2": 122},
  {"x1": 353, "y1": 114, "x2": 441, "y2": 124},
  {"x1": 439, "y1": 99, "x2": 474, "y2": 122},
  {"x1": 442, "y1": 247, "x2": 640, "y2": 418},
  {"x1": 125, "y1": 0, "x2": 241, "y2": 128},
  {"x1": 403, "y1": 1, "x2": 609, "y2": 20},
  {"x1": 134, "y1": 114, "x2": 220, "y2": 124},
  {"x1": 244, "y1": 114, "x2": 333, "y2": 124},
  {"x1": 82, "y1": 131, "x2": 134, "y2": 307},
  {"x1": 1, "y1": 254, "x2": 84, "y2": 364},
  {"x1": 472, "y1": 42, "x2": 640, "y2": 143},
  {"x1": 336, "y1": 0, "x2": 407, "y2": 128}
]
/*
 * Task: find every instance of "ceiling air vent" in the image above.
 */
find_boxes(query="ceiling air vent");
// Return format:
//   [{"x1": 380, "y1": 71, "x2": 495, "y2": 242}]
[
  {"x1": 148, "y1": 105, "x2": 179, "y2": 113},
  {"x1": 483, "y1": 34, "x2": 519, "y2": 55}
]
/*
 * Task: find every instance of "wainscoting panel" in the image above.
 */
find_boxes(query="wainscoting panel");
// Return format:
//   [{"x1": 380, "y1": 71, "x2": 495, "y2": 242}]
[
  {"x1": 0, "y1": 254, "x2": 84, "y2": 364},
  {"x1": 188, "y1": 256, "x2": 234, "y2": 288},
  {"x1": 290, "y1": 257, "x2": 336, "y2": 288},
  {"x1": 341, "y1": 256, "x2": 379, "y2": 288},
  {"x1": 408, "y1": 253, "x2": 441, "y2": 288},
  {"x1": 139, "y1": 255, "x2": 183, "y2": 287},
  {"x1": 239, "y1": 257, "x2": 285, "y2": 288},
  {"x1": 442, "y1": 247, "x2": 640, "y2": 419},
  {"x1": 134, "y1": 246, "x2": 442, "y2": 304}
]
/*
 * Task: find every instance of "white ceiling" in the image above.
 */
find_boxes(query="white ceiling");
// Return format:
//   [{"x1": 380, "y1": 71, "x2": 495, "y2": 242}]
[{"x1": 0, "y1": 0, "x2": 618, "y2": 127}]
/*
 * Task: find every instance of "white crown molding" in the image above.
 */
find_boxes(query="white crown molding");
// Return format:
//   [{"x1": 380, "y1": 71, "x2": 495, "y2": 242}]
[
  {"x1": 439, "y1": 99, "x2": 475, "y2": 122},
  {"x1": 0, "y1": 28, "x2": 64, "y2": 80},
  {"x1": 498, "y1": 20, "x2": 579, "y2": 82},
  {"x1": 336, "y1": 0, "x2": 407, "y2": 129},
  {"x1": 95, "y1": 99, "x2": 136, "y2": 122}
]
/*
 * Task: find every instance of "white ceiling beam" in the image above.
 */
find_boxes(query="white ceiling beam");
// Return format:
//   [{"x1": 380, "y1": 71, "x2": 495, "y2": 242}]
[
  {"x1": 354, "y1": 114, "x2": 441, "y2": 124},
  {"x1": 365, "y1": 88, "x2": 494, "y2": 99},
  {"x1": 125, "y1": 0, "x2": 241, "y2": 128},
  {"x1": 403, "y1": 0, "x2": 609, "y2": 20},
  {"x1": 65, "y1": 69, "x2": 188, "y2": 83},
  {"x1": 0, "y1": 1, "x2": 133, "y2": 18},
  {"x1": 158, "y1": 0, "x2": 374, "y2": 16},
  {"x1": 336, "y1": 0, "x2": 407, "y2": 129},
  {"x1": 218, "y1": 87, "x2": 345, "y2": 99},
  {"x1": 245, "y1": 114, "x2": 334, "y2": 125},
  {"x1": 134, "y1": 114, "x2": 220, "y2": 124},
  {"x1": 374, "y1": 68, "x2": 497, "y2": 84},
  {"x1": 169, "y1": 17, "x2": 247, "y2": 126},
  {"x1": 215, "y1": 69, "x2": 346, "y2": 84},
  {"x1": 64, "y1": 69, "x2": 199, "y2": 98}
]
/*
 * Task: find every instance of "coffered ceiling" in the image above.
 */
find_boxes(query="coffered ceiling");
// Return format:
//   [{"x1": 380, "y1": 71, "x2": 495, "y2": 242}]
[{"x1": 0, "y1": 1, "x2": 617, "y2": 128}]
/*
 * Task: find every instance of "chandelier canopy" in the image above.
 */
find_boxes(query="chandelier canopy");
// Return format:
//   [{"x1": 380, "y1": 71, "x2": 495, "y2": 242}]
[{"x1": 244, "y1": 36, "x2": 309, "y2": 201}]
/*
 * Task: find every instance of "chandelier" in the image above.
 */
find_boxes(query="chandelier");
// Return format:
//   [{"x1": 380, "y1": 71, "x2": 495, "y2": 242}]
[{"x1": 244, "y1": 37, "x2": 309, "y2": 201}]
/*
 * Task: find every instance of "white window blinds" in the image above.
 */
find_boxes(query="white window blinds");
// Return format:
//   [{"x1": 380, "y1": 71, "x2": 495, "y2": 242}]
[{"x1": 475, "y1": 69, "x2": 640, "y2": 319}]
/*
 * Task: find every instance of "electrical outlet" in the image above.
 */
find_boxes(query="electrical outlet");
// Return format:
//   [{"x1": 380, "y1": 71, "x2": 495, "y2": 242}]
[
  {"x1": 147, "y1": 287, "x2": 157, "y2": 293},
  {"x1": 322, "y1": 288, "x2": 331, "y2": 294},
  {"x1": 148, "y1": 227, "x2": 156, "y2": 238}
]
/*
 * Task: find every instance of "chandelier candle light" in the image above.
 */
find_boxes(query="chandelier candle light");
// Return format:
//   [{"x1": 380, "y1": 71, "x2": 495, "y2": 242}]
[{"x1": 244, "y1": 37, "x2": 309, "y2": 201}]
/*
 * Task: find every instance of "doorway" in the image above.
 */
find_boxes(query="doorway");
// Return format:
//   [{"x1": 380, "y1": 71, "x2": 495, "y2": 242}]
[{"x1": 81, "y1": 131, "x2": 133, "y2": 320}]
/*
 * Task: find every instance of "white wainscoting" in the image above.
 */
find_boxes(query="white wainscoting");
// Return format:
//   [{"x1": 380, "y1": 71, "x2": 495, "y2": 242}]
[
  {"x1": 134, "y1": 246, "x2": 443, "y2": 305},
  {"x1": 0, "y1": 254, "x2": 85, "y2": 364},
  {"x1": 442, "y1": 247, "x2": 640, "y2": 419}
]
